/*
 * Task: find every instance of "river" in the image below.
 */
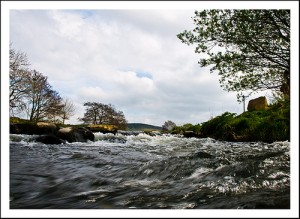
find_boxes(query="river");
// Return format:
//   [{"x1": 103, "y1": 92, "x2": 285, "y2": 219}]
[{"x1": 9, "y1": 132, "x2": 290, "y2": 209}]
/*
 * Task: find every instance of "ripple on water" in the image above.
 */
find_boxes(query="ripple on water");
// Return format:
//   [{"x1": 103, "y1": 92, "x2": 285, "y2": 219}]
[{"x1": 9, "y1": 134, "x2": 290, "y2": 209}]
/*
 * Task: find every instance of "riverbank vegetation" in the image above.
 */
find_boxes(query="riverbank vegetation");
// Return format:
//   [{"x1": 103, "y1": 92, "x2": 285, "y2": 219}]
[
  {"x1": 172, "y1": 98, "x2": 290, "y2": 143},
  {"x1": 175, "y1": 9, "x2": 290, "y2": 143},
  {"x1": 10, "y1": 94, "x2": 290, "y2": 143}
]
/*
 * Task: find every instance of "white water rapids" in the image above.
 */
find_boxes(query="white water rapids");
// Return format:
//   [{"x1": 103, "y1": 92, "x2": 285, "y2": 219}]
[{"x1": 10, "y1": 132, "x2": 290, "y2": 209}]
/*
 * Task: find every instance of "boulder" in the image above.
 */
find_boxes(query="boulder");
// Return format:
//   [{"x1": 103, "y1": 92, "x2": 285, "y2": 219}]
[
  {"x1": 36, "y1": 122, "x2": 58, "y2": 135},
  {"x1": 35, "y1": 135, "x2": 65, "y2": 144},
  {"x1": 247, "y1": 96, "x2": 268, "y2": 111},
  {"x1": 144, "y1": 130, "x2": 162, "y2": 136},
  {"x1": 183, "y1": 131, "x2": 200, "y2": 138},
  {"x1": 57, "y1": 127, "x2": 95, "y2": 143},
  {"x1": 10, "y1": 123, "x2": 37, "y2": 135},
  {"x1": 192, "y1": 151, "x2": 214, "y2": 159},
  {"x1": 86, "y1": 124, "x2": 118, "y2": 134},
  {"x1": 10, "y1": 122, "x2": 57, "y2": 135}
]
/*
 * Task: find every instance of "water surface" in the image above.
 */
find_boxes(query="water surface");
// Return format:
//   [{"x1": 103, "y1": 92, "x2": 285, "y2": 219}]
[{"x1": 10, "y1": 133, "x2": 290, "y2": 209}]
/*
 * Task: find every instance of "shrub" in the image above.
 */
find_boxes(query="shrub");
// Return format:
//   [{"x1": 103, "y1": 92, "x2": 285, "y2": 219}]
[
  {"x1": 200, "y1": 112, "x2": 236, "y2": 139},
  {"x1": 192, "y1": 99, "x2": 289, "y2": 142}
]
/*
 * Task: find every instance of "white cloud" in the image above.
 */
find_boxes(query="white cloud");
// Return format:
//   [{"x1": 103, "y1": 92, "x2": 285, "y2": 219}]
[
  {"x1": 51, "y1": 10, "x2": 85, "y2": 39},
  {"x1": 8, "y1": 9, "x2": 257, "y2": 126}
]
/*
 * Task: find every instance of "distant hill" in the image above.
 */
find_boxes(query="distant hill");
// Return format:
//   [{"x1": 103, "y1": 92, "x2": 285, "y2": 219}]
[{"x1": 127, "y1": 123, "x2": 162, "y2": 131}]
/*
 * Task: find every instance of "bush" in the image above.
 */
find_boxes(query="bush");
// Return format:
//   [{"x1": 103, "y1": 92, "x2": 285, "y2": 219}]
[
  {"x1": 200, "y1": 112, "x2": 236, "y2": 140},
  {"x1": 173, "y1": 99, "x2": 289, "y2": 143}
]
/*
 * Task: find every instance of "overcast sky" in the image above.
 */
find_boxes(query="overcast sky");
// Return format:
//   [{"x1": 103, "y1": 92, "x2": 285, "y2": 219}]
[
  {"x1": 5, "y1": 1, "x2": 298, "y2": 127},
  {"x1": 2, "y1": 2, "x2": 299, "y2": 218}
]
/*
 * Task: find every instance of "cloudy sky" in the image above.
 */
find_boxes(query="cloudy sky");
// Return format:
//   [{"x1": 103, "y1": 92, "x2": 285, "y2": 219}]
[
  {"x1": 4, "y1": 1, "x2": 298, "y2": 127},
  {"x1": 2, "y1": 1, "x2": 299, "y2": 218}
]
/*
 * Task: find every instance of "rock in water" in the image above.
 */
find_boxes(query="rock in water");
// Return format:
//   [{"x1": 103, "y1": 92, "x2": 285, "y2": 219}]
[
  {"x1": 36, "y1": 122, "x2": 58, "y2": 135},
  {"x1": 35, "y1": 135, "x2": 65, "y2": 144},
  {"x1": 57, "y1": 127, "x2": 95, "y2": 143}
]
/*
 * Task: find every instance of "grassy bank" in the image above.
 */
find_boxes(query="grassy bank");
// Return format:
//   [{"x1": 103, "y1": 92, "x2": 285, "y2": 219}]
[{"x1": 172, "y1": 99, "x2": 290, "y2": 143}]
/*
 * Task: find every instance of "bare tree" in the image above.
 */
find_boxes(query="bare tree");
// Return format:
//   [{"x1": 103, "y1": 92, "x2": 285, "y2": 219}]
[
  {"x1": 106, "y1": 105, "x2": 128, "y2": 130},
  {"x1": 45, "y1": 91, "x2": 64, "y2": 123},
  {"x1": 26, "y1": 70, "x2": 62, "y2": 122},
  {"x1": 9, "y1": 46, "x2": 31, "y2": 115},
  {"x1": 79, "y1": 102, "x2": 103, "y2": 124},
  {"x1": 60, "y1": 98, "x2": 76, "y2": 124},
  {"x1": 10, "y1": 46, "x2": 66, "y2": 122},
  {"x1": 162, "y1": 120, "x2": 176, "y2": 131}
]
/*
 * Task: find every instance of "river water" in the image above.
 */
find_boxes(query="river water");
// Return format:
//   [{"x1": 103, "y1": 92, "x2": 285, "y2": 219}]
[{"x1": 10, "y1": 133, "x2": 290, "y2": 209}]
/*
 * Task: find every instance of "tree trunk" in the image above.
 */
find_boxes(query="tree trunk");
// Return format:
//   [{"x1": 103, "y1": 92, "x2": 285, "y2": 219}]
[{"x1": 280, "y1": 69, "x2": 290, "y2": 99}]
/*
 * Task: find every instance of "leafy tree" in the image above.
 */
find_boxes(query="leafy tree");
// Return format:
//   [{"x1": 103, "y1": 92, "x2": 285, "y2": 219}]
[
  {"x1": 162, "y1": 120, "x2": 176, "y2": 131},
  {"x1": 177, "y1": 10, "x2": 290, "y2": 101},
  {"x1": 79, "y1": 102, "x2": 127, "y2": 129},
  {"x1": 9, "y1": 46, "x2": 31, "y2": 115}
]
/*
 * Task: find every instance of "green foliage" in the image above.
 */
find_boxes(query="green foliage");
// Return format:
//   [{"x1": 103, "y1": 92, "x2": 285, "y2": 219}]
[
  {"x1": 182, "y1": 123, "x2": 194, "y2": 130},
  {"x1": 200, "y1": 112, "x2": 237, "y2": 140},
  {"x1": 171, "y1": 123, "x2": 201, "y2": 135},
  {"x1": 172, "y1": 99, "x2": 289, "y2": 143},
  {"x1": 10, "y1": 117, "x2": 30, "y2": 124},
  {"x1": 178, "y1": 10, "x2": 290, "y2": 101},
  {"x1": 255, "y1": 117, "x2": 289, "y2": 142}
]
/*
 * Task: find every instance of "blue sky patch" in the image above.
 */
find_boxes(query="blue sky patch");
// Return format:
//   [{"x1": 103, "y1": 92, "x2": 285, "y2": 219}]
[{"x1": 136, "y1": 71, "x2": 153, "y2": 79}]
